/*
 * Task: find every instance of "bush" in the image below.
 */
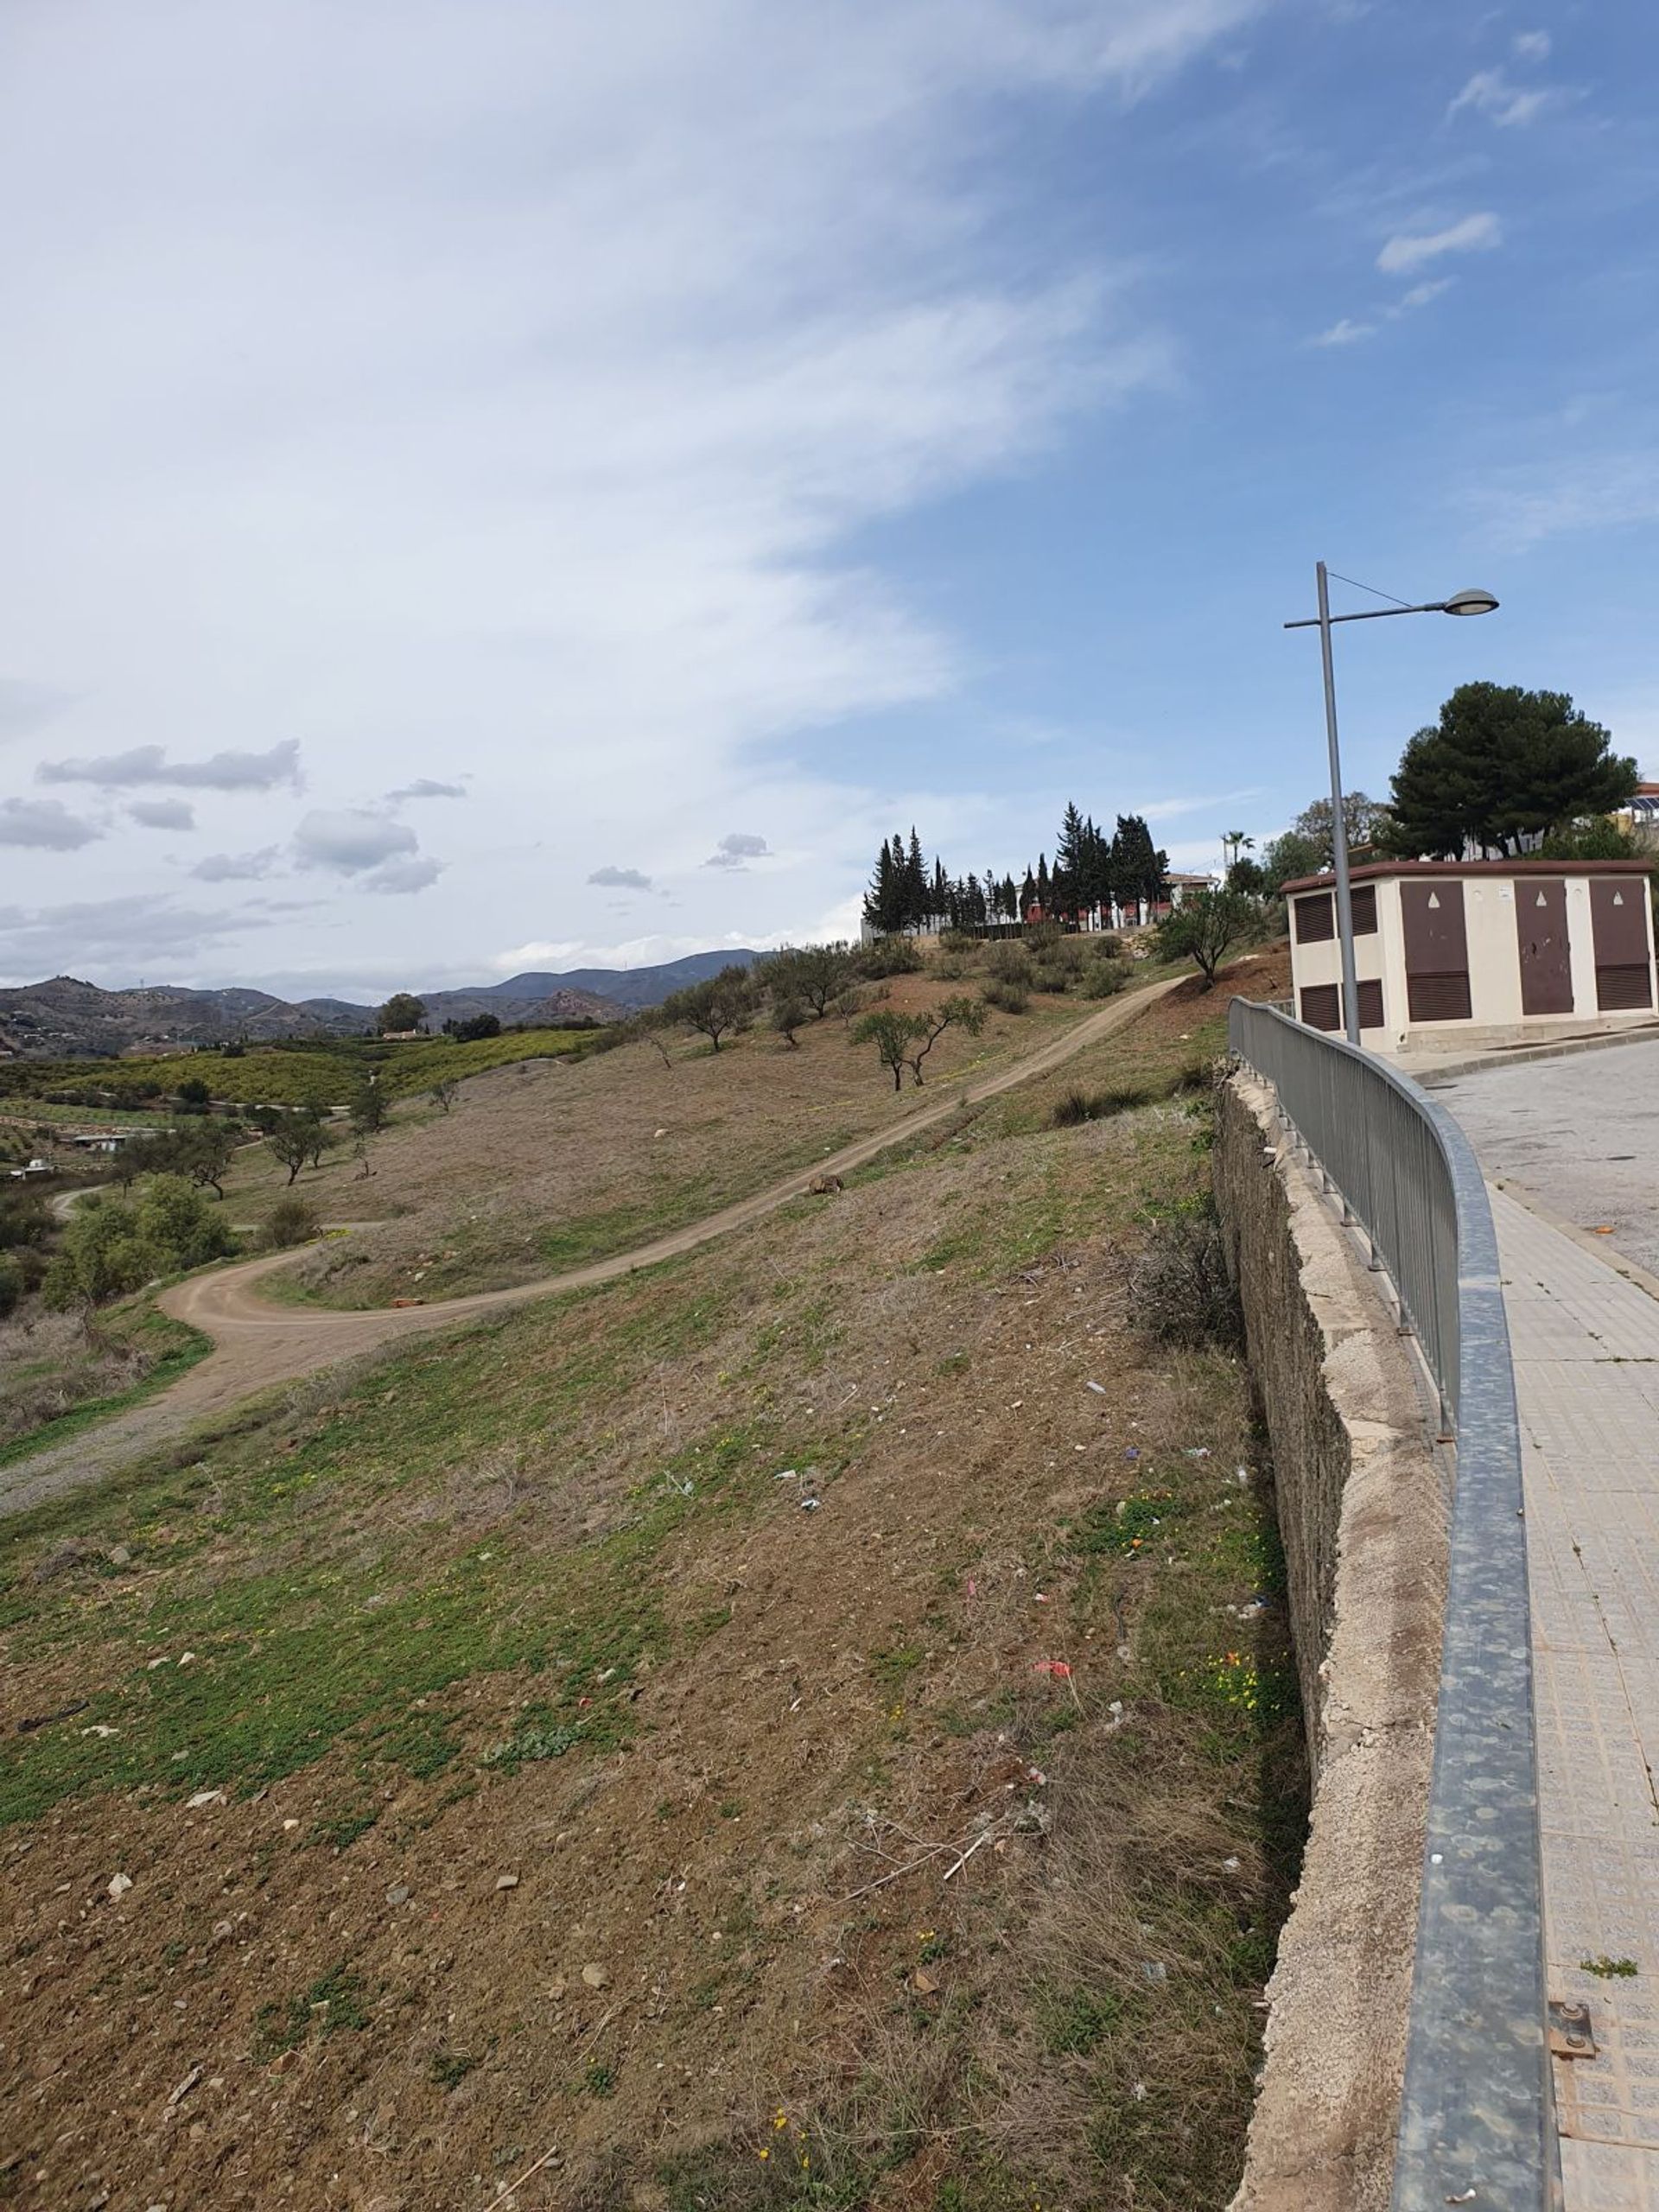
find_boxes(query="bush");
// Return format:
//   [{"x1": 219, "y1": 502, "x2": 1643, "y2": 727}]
[
  {"x1": 982, "y1": 978, "x2": 1029, "y2": 1015},
  {"x1": 1079, "y1": 957, "x2": 1128, "y2": 999},
  {"x1": 855, "y1": 936, "x2": 923, "y2": 979},
  {"x1": 262, "y1": 1195, "x2": 321, "y2": 1249},
  {"x1": 1128, "y1": 1202, "x2": 1242, "y2": 1350},
  {"x1": 985, "y1": 943, "x2": 1034, "y2": 987},
  {"x1": 0, "y1": 1253, "x2": 23, "y2": 1319},
  {"x1": 1052, "y1": 1084, "x2": 1147, "y2": 1127},
  {"x1": 41, "y1": 1176, "x2": 236, "y2": 1311},
  {"x1": 937, "y1": 928, "x2": 983, "y2": 957}
]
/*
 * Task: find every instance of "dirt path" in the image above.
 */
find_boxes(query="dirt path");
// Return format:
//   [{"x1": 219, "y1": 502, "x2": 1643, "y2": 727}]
[{"x1": 1, "y1": 980, "x2": 1177, "y2": 1516}]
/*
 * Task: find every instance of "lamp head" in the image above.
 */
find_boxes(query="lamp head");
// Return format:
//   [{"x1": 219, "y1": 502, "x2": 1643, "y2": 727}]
[{"x1": 1442, "y1": 588, "x2": 1499, "y2": 617}]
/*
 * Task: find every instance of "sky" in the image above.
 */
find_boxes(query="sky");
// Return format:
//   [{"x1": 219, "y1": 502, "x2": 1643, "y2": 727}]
[{"x1": 1, "y1": 0, "x2": 1656, "y2": 1001}]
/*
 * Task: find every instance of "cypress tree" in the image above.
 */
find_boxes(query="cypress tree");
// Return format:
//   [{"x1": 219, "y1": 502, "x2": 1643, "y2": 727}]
[{"x1": 905, "y1": 828, "x2": 928, "y2": 927}]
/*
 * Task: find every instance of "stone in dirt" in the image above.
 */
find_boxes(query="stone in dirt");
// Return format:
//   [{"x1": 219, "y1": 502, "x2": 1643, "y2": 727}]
[
  {"x1": 109, "y1": 1545, "x2": 131, "y2": 1567},
  {"x1": 495, "y1": 1873, "x2": 519, "y2": 1891},
  {"x1": 581, "y1": 1963, "x2": 607, "y2": 1989},
  {"x1": 386, "y1": 1883, "x2": 411, "y2": 1906},
  {"x1": 107, "y1": 1872, "x2": 133, "y2": 1900}
]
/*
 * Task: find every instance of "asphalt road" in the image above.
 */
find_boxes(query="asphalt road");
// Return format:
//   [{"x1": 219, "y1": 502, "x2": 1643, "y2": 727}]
[{"x1": 1423, "y1": 1034, "x2": 1659, "y2": 1279}]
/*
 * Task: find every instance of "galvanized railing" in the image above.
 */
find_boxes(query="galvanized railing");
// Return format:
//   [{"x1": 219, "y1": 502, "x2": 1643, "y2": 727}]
[{"x1": 1228, "y1": 999, "x2": 1558, "y2": 2212}]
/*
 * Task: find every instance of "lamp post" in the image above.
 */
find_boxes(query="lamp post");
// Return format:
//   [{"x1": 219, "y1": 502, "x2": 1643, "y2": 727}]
[{"x1": 1285, "y1": 567, "x2": 1498, "y2": 1045}]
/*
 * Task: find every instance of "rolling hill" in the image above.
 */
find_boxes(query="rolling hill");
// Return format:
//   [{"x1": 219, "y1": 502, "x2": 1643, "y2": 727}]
[{"x1": 0, "y1": 950, "x2": 761, "y2": 1058}]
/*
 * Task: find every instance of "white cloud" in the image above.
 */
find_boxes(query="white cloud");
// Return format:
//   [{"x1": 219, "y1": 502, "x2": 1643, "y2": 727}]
[
  {"x1": 1512, "y1": 30, "x2": 1550, "y2": 61},
  {"x1": 0, "y1": 0, "x2": 1260, "y2": 982},
  {"x1": 192, "y1": 847, "x2": 283, "y2": 881},
  {"x1": 703, "y1": 832, "x2": 772, "y2": 870},
  {"x1": 0, "y1": 796, "x2": 102, "y2": 849},
  {"x1": 386, "y1": 777, "x2": 467, "y2": 800},
  {"x1": 491, "y1": 930, "x2": 770, "y2": 975},
  {"x1": 1313, "y1": 317, "x2": 1376, "y2": 348},
  {"x1": 1376, "y1": 212, "x2": 1502, "y2": 274},
  {"x1": 37, "y1": 740, "x2": 302, "y2": 791},
  {"x1": 128, "y1": 797, "x2": 195, "y2": 830},
  {"x1": 588, "y1": 864, "x2": 653, "y2": 890},
  {"x1": 0, "y1": 894, "x2": 260, "y2": 983},
  {"x1": 1466, "y1": 449, "x2": 1659, "y2": 550},
  {"x1": 363, "y1": 855, "x2": 444, "y2": 895},
  {"x1": 1447, "y1": 69, "x2": 1551, "y2": 129},
  {"x1": 292, "y1": 809, "x2": 420, "y2": 874},
  {"x1": 1399, "y1": 278, "x2": 1452, "y2": 311}
]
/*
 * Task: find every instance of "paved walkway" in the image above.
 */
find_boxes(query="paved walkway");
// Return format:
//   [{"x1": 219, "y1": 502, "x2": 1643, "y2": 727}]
[
  {"x1": 1494, "y1": 1185, "x2": 1659, "y2": 2208},
  {"x1": 1433, "y1": 1034, "x2": 1659, "y2": 1280}
]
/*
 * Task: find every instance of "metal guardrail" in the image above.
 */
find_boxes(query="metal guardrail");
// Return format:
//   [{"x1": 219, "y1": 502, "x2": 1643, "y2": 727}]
[{"x1": 1228, "y1": 999, "x2": 1558, "y2": 2212}]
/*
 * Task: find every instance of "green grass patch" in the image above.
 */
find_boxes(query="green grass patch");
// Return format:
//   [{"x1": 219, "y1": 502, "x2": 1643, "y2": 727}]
[
  {"x1": 0, "y1": 1305, "x2": 213, "y2": 1471},
  {"x1": 254, "y1": 1961, "x2": 372, "y2": 2056},
  {"x1": 0, "y1": 1254, "x2": 861, "y2": 1825}
]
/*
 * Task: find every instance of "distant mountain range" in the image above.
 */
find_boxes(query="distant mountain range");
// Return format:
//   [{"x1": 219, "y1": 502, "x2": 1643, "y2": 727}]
[{"x1": 0, "y1": 950, "x2": 760, "y2": 1059}]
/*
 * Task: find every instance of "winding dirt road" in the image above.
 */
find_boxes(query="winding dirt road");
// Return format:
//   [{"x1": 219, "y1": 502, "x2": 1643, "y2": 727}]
[{"x1": 2, "y1": 979, "x2": 1178, "y2": 1517}]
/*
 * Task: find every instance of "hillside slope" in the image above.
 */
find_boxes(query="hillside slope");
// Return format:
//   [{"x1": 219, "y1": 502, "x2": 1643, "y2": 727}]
[{"x1": 0, "y1": 952, "x2": 1302, "y2": 2212}]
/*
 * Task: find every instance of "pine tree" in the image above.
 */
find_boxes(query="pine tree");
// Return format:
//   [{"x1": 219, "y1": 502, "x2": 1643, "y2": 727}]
[
  {"x1": 1019, "y1": 867, "x2": 1036, "y2": 917},
  {"x1": 1387, "y1": 684, "x2": 1637, "y2": 858},
  {"x1": 1035, "y1": 854, "x2": 1051, "y2": 912}
]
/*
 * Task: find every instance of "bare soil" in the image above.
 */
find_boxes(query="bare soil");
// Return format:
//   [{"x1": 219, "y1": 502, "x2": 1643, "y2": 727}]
[
  {"x1": 0, "y1": 962, "x2": 1302, "y2": 2212},
  {"x1": 218, "y1": 980, "x2": 1094, "y2": 1307},
  {"x1": 1, "y1": 979, "x2": 1179, "y2": 1520}
]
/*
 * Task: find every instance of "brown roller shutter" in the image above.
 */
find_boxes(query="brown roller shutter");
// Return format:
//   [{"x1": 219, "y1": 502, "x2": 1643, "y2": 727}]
[
  {"x1": 1300, "y1": 982, "x2": 1341, "y2": 1031},
  {"x1": 1402, "y1": 880, "x2": 1473, "y2": 1023},
  {"x1": 1355, "y1": 978, "x2": 1384, "y2": 1029},
  {"x1": 1294, "y1": 893, "x2": 1335, "y2": 944},
  {"x1": 1350, "y1": 884, "x2": 1378, "y2": 936},
  {"x1": 1590, "y1": 878, "x2": 1654, "y2": 1011}
]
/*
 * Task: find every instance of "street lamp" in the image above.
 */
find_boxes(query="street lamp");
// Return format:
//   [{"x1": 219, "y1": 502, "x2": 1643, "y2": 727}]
[{"x1": 1284, "y1": 563, "x2": 1499, "y2": 1045}]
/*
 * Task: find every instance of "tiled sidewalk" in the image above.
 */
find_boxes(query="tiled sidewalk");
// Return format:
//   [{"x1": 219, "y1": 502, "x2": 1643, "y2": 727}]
[{"x1": 1493, "y1": 1187, "x2": 1659, "y2": 2209}]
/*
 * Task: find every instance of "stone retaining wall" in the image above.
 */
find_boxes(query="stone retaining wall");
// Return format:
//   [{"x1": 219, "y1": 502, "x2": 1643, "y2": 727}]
[{"x1": 1215, "y1": 1072, "x2": 1449, "y2": 2212}]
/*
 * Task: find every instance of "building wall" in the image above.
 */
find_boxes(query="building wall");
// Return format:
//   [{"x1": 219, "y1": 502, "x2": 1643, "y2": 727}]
[{"x1": 1288, "y1": 868, "x2": 1657, "y2": 1053}]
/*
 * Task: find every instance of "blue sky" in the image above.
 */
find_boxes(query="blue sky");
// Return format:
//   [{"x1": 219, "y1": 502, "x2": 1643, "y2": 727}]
[{"x1": 1, "y1": 0, "x2": 1654, "y2": 996}]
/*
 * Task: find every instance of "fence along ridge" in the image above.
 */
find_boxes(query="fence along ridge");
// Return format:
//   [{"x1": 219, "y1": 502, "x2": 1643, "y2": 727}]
[{"x1": 1227, "y1": 1000, "x2": 1556, "y2": 2211}]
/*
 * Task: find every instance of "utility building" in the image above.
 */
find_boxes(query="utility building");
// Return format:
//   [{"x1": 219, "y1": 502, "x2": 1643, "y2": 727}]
[{"x1": 1285, "y1": 860, "x2": 1657, "y2": 1056}]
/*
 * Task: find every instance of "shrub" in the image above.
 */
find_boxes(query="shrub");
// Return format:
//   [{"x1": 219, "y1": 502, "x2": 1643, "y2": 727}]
[
  {"x1": 937, "y1": 928, "x2": 982, "y2": 957},
  {"x1": 1129, "y1": 1202, "x2": 1242, "y2": 1350},
  {"x1": 0, "y1": 1253, "x2": 23, "y2": 1319},
  {"x1": 855, "y1": 936, "x2": 923, "y2": 979},
  {"x1": 1079, "y1": 958, "x2": 1128, "y2": 999},
  {"x1": 41, "y1": 1176, "x2": 236, "y2": 1311},
  {"x1": 1052, "y1": 1084, "x2": 1147, "y2": 1127},
  {"x1": 982, "y1": 978, "x2": 1029, "y2": 1015},
  {"x1": 986, "y1": 943, "x2": 1034, "y2": 988},
  {"x1": 262, "y1": 1195, "x2": 321, "y2": 1249}
]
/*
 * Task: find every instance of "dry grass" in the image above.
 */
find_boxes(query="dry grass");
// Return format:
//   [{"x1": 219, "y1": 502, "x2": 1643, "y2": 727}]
[
  {"x1": 218, "y1": 976, "x2": 1091, "y2": 1306},
  {"x1": 0, "y1": 965, "x2": 1303, "y2": 2212}
]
